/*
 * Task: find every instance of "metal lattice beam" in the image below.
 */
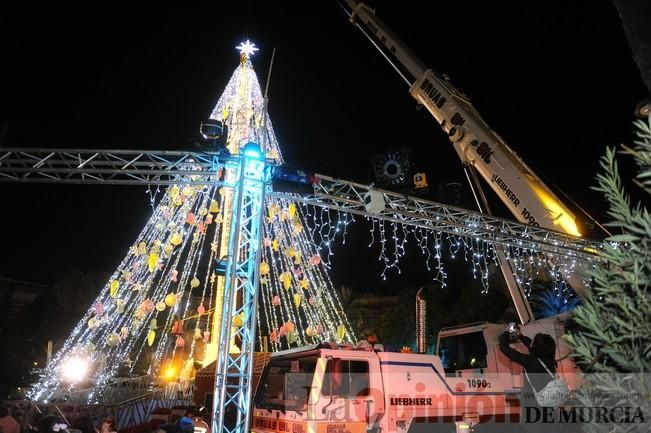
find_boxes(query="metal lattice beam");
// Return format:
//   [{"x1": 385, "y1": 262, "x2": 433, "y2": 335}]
[
  {"x1": 270, "y1": 173, "x2": 602, "y2": 262},
  {"x1": 0, "y1": 148, "x2": 602, "y2": 261},
  {"x1": 0, "y1": 148, "x2": 229, "y2": 185}
]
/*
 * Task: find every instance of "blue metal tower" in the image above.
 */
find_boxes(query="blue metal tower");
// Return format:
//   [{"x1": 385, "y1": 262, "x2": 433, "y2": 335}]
[{"x1": 212, "y1": 142, "x2": 271, "y2": 433}]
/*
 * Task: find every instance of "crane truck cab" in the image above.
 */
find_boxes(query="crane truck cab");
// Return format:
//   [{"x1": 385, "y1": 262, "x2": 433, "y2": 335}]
[{"x1": 252, "y1": 316, "x2": 580, "y2": 433}]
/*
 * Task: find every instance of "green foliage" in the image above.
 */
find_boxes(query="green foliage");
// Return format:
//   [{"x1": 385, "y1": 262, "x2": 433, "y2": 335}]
[{"x1": 564, "y1": 117, "x2": 651, "y2": 432}]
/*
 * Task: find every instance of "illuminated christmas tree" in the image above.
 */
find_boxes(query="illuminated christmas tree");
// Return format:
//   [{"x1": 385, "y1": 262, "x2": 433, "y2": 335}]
[{"x1": 30, "y1": 41, "x2": 354, "y2": 403}]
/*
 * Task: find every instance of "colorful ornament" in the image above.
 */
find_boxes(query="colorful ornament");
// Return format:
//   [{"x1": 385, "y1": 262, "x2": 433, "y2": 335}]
[
  {"x1": 120, "y1": 326, "x2": 129, "y2": 339},
  {"x1": 209, "y1": 199, "x2": 220, "y2": 213},
  {"x1": 170, "y1": 232, "x2": 182, "y2": 246},
  {"x1": 203, "y1": 330, "x2": 210, "y2": 343},
  {"x1": 270, "y1": 329, "x2": 279, "y2": 343},
  {"x1": 93, "y1": 302, "x2": 104, "y2": 316},
  {"x1": 88, "y1": 317, "x2": 99, "y2": 330},
  {"x1": 116, "y1": 299, "x2": 125, "y2": 314},
  {"x1": 300, "y1": 279, "x2": 309, "y2": 290},
  {"x1": 309, "y1": 255, "x2": 321, "y2": 266},
  {"x1": 176, "y1": 336, "x2": 185, "y2": 348},
  {"x1": 171, "y1": 269, "x2": 178, "y2": 282},
  {"x1": 263, "y1": 237, "x2": 272, "y2": 247},
  {"x1": 197, "y1": 303, "x2": 206, "y2": 315},
  {"x1": 288, "y1": 203, "x2": 297, "y2": 218},
  {"x1": 147, "y1": 252, "x2": 159, "y2": 272},
  {"x1": 137, "y1": 242, "x2": 147, "y2": 255},
  {"x1": 110, "y1": 280, "x2": 119, "y2": 298},
  {"x1": 107, "y1": 333, "x2": 121, "y2": 347},
  {"x1": 286, "y1": 330, "x2": 298, "y2": 345},
  {"x1": 285, "y1": 247, "x2": 297, "y2": 258},
  {"x1": 186, "y1": 212, "x2": 196, "y2": 225},
  {"x1": 306, "y1": 326, "x2": 316, "y2": 337},
  {"x1": 206, "y1": 213, "x2": 214, "y2": 225},
  {"x1": 194, "y1": 328, "x2": 202, "y2": 340},
  {"x1": 272, "y1": 295, "x2": 281, "y2": 306},
  {"x1": 337, "y1": 324, "x2": 346, "y2": 342},
  {"x1": 293, "y1": 293, "x2": 301, "y2": 308},
  {"x1": 171, "y1": 319, "x2": 183, "y2": 335},
  {"x1": 190, "y1": 277, "x2": 200, "y2": 288},
  {"x1": 141, "y1": 299, "x2": 155, "y2": 314},
  {"x1": 164, "y1": 293, "x2": 177, "y2": 307},
  {"x1": 156, "y1": 301, "x2": 166, "y2": 312},
  {"x1": 259, "y1": 262, "x2": 270, "y2": 275},
  {"x1": 147, "y1": 330, "x2": 156, "y2": 346},
  {"x1": 285, "y1": 321, "x2": 295, "y2": 333},
  {"x1": 308, "y1": 297, "x2": 315, "y2": 306},
  {"x1": 272, "y1": 240, "x2": 279, "y2": 252},
  {"x1": 316, "y1": 324, "x2": 324, "y2": 335},
  {"x1": 279, "y1": 272, "x2": 292, "y2": 290}
]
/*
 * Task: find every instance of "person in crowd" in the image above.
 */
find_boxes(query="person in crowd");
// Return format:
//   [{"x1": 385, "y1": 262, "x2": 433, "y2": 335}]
[
  {"x1": 499, "y1": 325, "x2": 558, "y2": 432},
  {"x1": 98, "y1": 417, "x2": 116, "y2": 433},
  {"x1": 71, "y1": 416, "x2": 97, "y2": 433},
  {"x1": 0, "y1": 404, "x2": 21, "y2": 433},
  {"x1": 37, "y1": 415, "x2": 70, "y2": 433}
]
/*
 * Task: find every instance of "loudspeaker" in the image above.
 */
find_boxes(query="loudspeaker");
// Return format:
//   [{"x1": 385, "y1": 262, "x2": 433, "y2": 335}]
[{"x1": 371, "y1": 147, "x2": 412, "y2": 188}]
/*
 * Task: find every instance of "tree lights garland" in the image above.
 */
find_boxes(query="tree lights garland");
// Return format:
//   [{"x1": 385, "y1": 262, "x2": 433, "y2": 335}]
[{"x1": 299, "y1": 202, "x2": 589, "y2": 296}]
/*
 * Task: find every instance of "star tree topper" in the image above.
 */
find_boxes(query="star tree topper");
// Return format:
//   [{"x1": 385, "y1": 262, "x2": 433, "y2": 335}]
[{"x1": 236, "y1": 39, "x2": 259, "y2": 59}]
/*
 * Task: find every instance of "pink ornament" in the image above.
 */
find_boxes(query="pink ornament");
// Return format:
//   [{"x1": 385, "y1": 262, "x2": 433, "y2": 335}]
[
  {"x1": 172, "y1": 269, "x2": 178, "y2": 282},
  {"x1": 309, "y1": 255, "x2": 321, "y2": 265},
  {"x1": 278, "y1": 325, "x2": 287, "y2": 338},
  {"x1": 316, "y1": 324, "x2": 324, "y2": 335},
  {"x1": 141, "y1": 299, "x2": 155, "y2": 314},
  {"x1": 197, "y1": 303, "x2": 206, "y2": 315},
  {"x1": 176, "y1": 336, "x2": 185, "y2": 348},
  {"x1": 197, "y1": 222, "x2": 206, "y2": 234},
  {"x1": 263, "y1": 237, "x2": 272, "y2": 247},
  {"x1": 206, "y1": 213, "x2": 214, "y2": 225},
  {"x1": 186, "y1": 212, "x2": 196, "y2": 225},
  {"x1": 308, "y1": 297, "x2": 315, "y2": 306},
  {"x1": 272, "y1": 295, "x2": 281, "y2": 306},
  {"x1": 93, "y1": 302, "x2": 104, "y2": 316},
  {"x1": 270, "y1": 329, "x2": 279, "y2": 343},
  {"x1": 203, "y1": 330, "x2": 210, "y2": 343},
  {"x1": 293, "y1": 267, "x2": 303, "y2": 278}
]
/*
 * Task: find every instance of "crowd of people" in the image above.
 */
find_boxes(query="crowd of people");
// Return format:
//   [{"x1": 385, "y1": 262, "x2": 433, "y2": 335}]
[{"x1": 0, "y1": 403, "x2": 203, "y2": 433}]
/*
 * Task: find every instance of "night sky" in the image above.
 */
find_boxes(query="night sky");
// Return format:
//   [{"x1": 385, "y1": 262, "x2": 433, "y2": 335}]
[{"x1": 1, "y1": 1, "x2": 647, "y2": 292}]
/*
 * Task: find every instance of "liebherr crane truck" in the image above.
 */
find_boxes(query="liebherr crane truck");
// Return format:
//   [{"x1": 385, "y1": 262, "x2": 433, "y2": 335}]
[{"x1": 250, "y1": 3, "x2": 591, "y2": 432}]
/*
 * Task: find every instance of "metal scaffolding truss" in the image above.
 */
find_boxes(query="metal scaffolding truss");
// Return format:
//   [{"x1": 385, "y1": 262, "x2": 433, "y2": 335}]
[
  {"x1": 0, "y1": 148, "x2": 229, "y2": 185},
  {"x1": 273, "y1": 174, "x2": 602, "y2": 262},
  {"x1": 0, "y1": 148, "x2": 601, "y2": 262}
]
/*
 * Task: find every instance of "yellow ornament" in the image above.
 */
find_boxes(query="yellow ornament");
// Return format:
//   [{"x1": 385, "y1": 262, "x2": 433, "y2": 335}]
[
  {"x1": 209, "y1": 199, "x2": 220, "y2": 214},
  {"x1": 148, "y1": 253, "x2": 159, "y2": 272},
  {"x1": 190, "y1": 277, "x2": 200, "y2": 288},
  {"x1": 156, "y1": 301, "x2": 166, "y2": 312},
  {"x1": 138, "y1": 242, "x2": 148, "y2": 254},
  {"x1": 300, "y1": 279, "x2": 309, "y2": 290},
  {"x1": 272, "y1": 240, "x2": 279, "y2": 252},
  {"x1": 306, "y1": 326, "x2": 316, "y2": 337},
  {"x1": 285, "y1": 247, "x2": 296, "y2": 258},
  {"x1": 88, "y1": 317, "x2": 99, "y2": 329},
  {"x1": 337, "y1": 325, "x2": 347, "y2": 342},
  {"x1": 259, "y1": 261, "x2": 270, "y2": 276},
  {"x1": 147, "y1": 330, "x2": 156, "y2": 346},
  {"x1": 173, "y1": 196, "x2": 183, "y2": 207},
  {"x1": 293, "y1": 221, "x2": 304, "y2": 234},
  {"x1": 293, "y1": 252, "x2": 303, "y2": 265},
  {"x1": 164, "y1": 293, "x2": 177, "y2": 307},
  {"x1": 170, "y1": 232, "x2": 182, "y2": 246},
  {"x1": 280, "y1": 272, "x2": 292, "y2": 290},
  {"x1": 288, "y1": 203, "x2": 297, "y2": 218},
  {"x1": 199, "y1": 207, "x2": 208, "y2": 216},
  {"x1": 293, "y1": 293, "x2": 301, "y2": 308},
  {"x1": 181, "y1": 186, "x2": 193, "y2": 197},
  {"x1": 107, "y1": 333, "x2": 121, "y2": 347},
  {"x1": 164, "y1": 243, "x2": 173, "y2": 256},
  {"x1": 110, "y1": 280, "x2": 119, "y2": 298},
  {"x1": 232, "y1": 313, "x2": 244, "y2": 328},
  {"x1": 168, "y1": 185, "x2": 180, "y2": 199}
]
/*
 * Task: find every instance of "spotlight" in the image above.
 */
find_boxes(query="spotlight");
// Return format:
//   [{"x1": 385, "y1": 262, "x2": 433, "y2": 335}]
[
  {"x1": 61, "y1": 356, "x2": 89, "y2": 383},
  {"x1": 242, "y1": 142, "x2": 262, "y2": 159},
  {"x1": 200, "y1": 119, "x2": 226, "y2": 140}
]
